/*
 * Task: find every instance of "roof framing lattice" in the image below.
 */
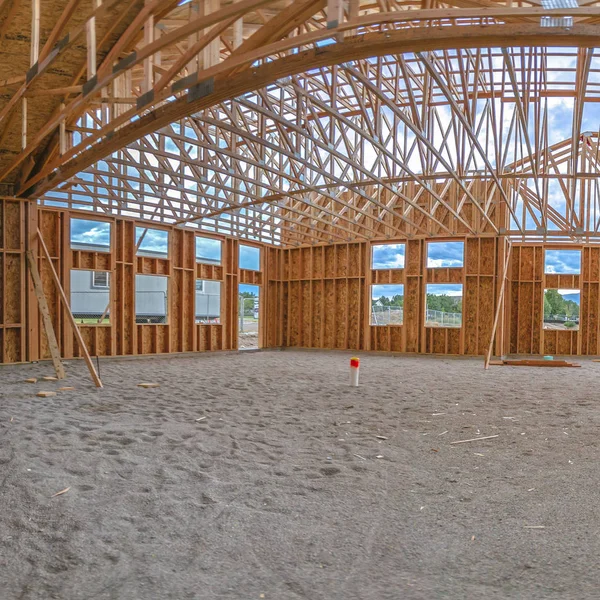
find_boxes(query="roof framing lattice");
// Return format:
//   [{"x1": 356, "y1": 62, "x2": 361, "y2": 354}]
[{"x1": 3, "y1": 0, "x2": 600, "y2": 245}]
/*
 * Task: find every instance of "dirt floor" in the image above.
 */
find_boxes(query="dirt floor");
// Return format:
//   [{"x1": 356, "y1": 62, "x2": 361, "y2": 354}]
[
  {"x1": 238, "y1": 331, "x2": 259, "y2": 349},
  {"x1": 2, "y1": 351, "x2": 600, "y2": 599}
]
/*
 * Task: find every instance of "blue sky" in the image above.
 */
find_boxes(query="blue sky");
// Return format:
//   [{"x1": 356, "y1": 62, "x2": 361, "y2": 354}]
[
  {"x1": 427, "y1": 241, "x2": 464, "y2": 268},
  {"x1": 426, "y1": 283, "x2": 463, "y2": 297},
  {"x1": 545, "y1": 249, "x2": 581, "y2": 274},
  {"x1": 239, "y1": 284, "x2": 259, "y2": 296},
  {"x1": 372, "y1": 244, "x2": 405, "y2": 269},
  {"x1": 196, "y1": 237, "x2": 222, "y2": 263},
  {"x1": 371, "y1": 284, "x2": 404, "y2": 300},
  {"x1": 546, "y1": 289, "x2": 581, "y2": 305},
  {"x1": 136, "y1": 227, "x2": 169, "y2": 256},
  {"x1": 71, "y1": 218, "x2": 111, "y2": 249},
  {"x1": 239, "y1": 244, "x2": 261, "y2": 270}
]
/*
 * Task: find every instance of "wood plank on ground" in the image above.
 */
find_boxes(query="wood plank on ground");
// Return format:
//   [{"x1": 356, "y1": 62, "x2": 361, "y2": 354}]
[{"x1": 500, "y1": 359, "x2": 581, "y2": 368}]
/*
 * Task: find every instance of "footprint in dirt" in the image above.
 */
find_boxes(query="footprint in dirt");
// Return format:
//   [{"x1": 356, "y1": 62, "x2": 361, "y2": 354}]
[{"x1": 320, "y1": 466, "x2": 341, "y2": 476}]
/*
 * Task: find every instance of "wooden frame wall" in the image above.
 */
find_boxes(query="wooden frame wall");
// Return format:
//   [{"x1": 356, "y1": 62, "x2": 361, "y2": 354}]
[
  {"x1": 509, "y1": 244, "x2": 597, "y2": 356},
  {"x1": 4, "y1": 205, "x2": 273, "y2": 364},
  {"x1": 4, "y1": 203, "x2": 600, "y2": 365},
  {"x1": 275, "y1": 238, "x2": 599, "y2": 357},
  {"x1": 275, "y1": 237, "x2": 505, "y2": 356},
  {"x1": 0, "y1": 199, "x2": 26, "y2": 363}
]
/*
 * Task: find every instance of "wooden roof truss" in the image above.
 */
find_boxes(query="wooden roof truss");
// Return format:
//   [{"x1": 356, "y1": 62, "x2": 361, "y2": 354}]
[{"x1": 2, "y1": 1, "x2": 600, "y2": 245}]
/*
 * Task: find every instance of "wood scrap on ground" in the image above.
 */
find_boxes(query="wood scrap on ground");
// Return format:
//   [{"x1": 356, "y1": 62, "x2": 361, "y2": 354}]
[
  {"x1": 450, "y1": 435, "x2": 499, "y2": 445},
  {"x1": 51, "y1": 487, "x2": 71, "y2": 498},
  {"x1": 495, "y1": 359, "x2": 580, "y2": 368},
  {"x1": 36, "y1": 391, "x2": 57, "y2": 398},
  {"x1": 137, "y1": 383, "x2": 160, "y2": 388},
  {"x1": 58, "y1": 387, "x2": 75, "y2": 391},
  {"x1": 24, "y1": 378, "x2": 37, "y2": 383}
]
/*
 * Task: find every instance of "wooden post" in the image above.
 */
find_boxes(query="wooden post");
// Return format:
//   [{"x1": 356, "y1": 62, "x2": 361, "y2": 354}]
[
  {"x1": 484, "y1": 240, "x2": 512, "y2": 369},
  {"x1": 37, "y1": 228, "x2": 103, "y2": 388},
  {"x1": 30, "y1": 0, "x2": 40, "y2": 65},
  {"x1": 21, "y1": 98, "x2": 27, "y2": 149},
  {"x1": 26, "y1": 251, "x2": 66, "y2": 380}
]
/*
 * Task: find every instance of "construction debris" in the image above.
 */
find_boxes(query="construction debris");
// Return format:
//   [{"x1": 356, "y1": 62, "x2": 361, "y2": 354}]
[
  {"x1": 42, "y1": 376, "x2": 59, "y2": 381},
  {"x1": 58, "y1": 387, "x2": 75, "y2": 391},
  {"x1": 450, "y1": 435, "x2": 499, "y2": 445},
  {"x1": 24, "y1": 378, "x2": 37, "y2": 383},
  {"x1": 137, "y1": 383, "x2": 160, "y2": 388},
  {"x1": 496, "y1": 359, "x2": 580, "y2": 368},
  {"x1": 36, "y1": 391, "x2": 57, "y2": 398}
]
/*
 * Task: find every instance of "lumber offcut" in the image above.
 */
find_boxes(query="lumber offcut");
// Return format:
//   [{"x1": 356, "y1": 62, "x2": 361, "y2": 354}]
[{"x1": 500, "y1": 359, "x2": 581, "y2": 368}]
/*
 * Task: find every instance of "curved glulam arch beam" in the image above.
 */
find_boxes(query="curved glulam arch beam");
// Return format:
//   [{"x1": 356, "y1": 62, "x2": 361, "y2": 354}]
[
  {"x1": 46, "y1": 126, "x2": 600, "y2": 244},
  {"x1": 15, "y1": 18, "x2": 600, "y2": 197},
  {"x1": 40, "y1": 41, "x2": 600, "y2": 243}
]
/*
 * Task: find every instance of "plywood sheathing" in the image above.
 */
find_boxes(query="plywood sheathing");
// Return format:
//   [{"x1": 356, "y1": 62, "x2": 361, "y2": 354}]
[
  {"x1": 4, "y1": 205, "x2": 267, "y2": 364},
  {"x1": 0, "y1": 0, "x2": 145, "y2": 186},
  {"x1": 0, "y1": 199, "x2": 26, "y2": 363},
  {"x1": 509, "y1": 245, "x2": 584, "y2": 356},
  {"x1": 3, "y1": 204, "x2": 599, "y2": 364}
]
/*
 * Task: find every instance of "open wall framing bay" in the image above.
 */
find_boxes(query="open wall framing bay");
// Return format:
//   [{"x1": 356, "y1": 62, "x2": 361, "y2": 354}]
[{"x1": 2, "y1": 202, "x2": 600, "y2": 362}]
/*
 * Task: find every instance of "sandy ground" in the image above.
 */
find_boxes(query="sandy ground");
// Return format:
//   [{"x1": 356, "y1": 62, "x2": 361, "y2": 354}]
[
  {"x1": 238, "y1": 331, "x2": 259, "y2": 349},
  {"x1": 2, "y1": 351, "x2": 600, "y2": 599},
  {"x1": 543, "y1": 323, "x2": 579, "y2": 331}
]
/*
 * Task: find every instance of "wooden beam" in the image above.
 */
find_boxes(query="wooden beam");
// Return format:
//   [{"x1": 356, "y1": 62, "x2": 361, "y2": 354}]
[
  {"x1": 30, "y1": 0, "x2": 40, "y2": 65},
  {"x1": 26, "y1": 250, "x2": 66, "y2": 379},
  {"x1": 25, "y1": 22, "x2": 600, "y2": 198},
  {"x1": 484, "y1": 241, "x2": 512, "y2": 369},
  {"x1": 37, "y1": 228, "x2": 103, "y2": 388}
]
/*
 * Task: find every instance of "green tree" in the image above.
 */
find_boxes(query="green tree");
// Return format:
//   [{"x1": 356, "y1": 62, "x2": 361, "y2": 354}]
[
  {"x1": 544, "y1": 290, "x2": 579, "y2": 321},
  {"x1": 544, "y1": 293, "x2": 552, "y2": 318},
  {"x1": 390, "y1": 294, "x2": 404, "y2": 307},
  {"x1": 427, "y1": 293, "x2": 461, "y2": 314},
  {"x1": 544, "y1": 289, "x2": 565, "y2": 316}
]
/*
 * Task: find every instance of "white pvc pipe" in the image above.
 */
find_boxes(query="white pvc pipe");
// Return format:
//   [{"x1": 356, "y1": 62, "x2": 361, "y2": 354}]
[{"x1": 350, "y1": 356, "x2": 360, "y2": 387}]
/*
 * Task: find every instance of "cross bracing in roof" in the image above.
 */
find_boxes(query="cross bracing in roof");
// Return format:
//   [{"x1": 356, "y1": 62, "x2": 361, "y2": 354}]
[{"x1": 3, "y1": 1, "x2": 600, "y2": 245}]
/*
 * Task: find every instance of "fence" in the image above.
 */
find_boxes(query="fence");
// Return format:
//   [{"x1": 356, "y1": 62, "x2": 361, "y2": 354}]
[
  {"x1": 543, "y1": 314, "x2": 579, "y2": 323},
  {"x1": 239, "y1": 296, "x2": 259, "y2": 333},
  {"x1": 195, "y1": 293, "x2": 221, "y2": 324},
  {"x1": 71, "y1": 291, "x2": 110, "y2": 324},
  {"x1": 371, "y1": 305, "x2": 404, "y2": 326},
  {"x1": 371, "y1": 306, "x2": 462, "y2": 327},
  {"x1": 425, "y1": 309, "x2": 462, "y2": 327}
]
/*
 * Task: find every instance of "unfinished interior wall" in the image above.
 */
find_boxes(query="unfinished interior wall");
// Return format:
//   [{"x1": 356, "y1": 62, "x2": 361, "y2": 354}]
[
  {"x1": 0, "y1": 205, "x2": 274, "y2": 365},
  {"x1": 508, "y1": 244, "x2": 597, "y2": 356},
  {"x1": 275, "y1": 237, "x2": 505, "y2": 356},
  {"x1": 276, "y1": 238, "x2": 592, "y2": 357},
  {"x1": 2, "y1": 202, "x2": 598, "y2": 364},
  {"x1": 0, "y1": 198, "x2": 26, "y2": 363},
  {"x1": 274, "y1": 244, "x2": 367, "y2": 351}
]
